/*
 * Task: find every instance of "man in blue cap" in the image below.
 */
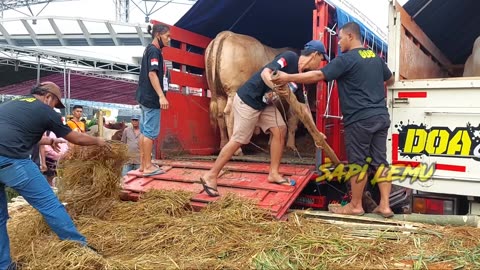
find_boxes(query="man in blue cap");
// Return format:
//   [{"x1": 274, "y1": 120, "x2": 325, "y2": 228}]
[
  {"x1": 272, "y1": 22, "x2": 395, "y2": 218},
  {"x1": 121, "y1": 114, "x2": 142, "y2": 176},
  {"x1": 199, "y1": 40, "x2": 329, "y2": 197}
]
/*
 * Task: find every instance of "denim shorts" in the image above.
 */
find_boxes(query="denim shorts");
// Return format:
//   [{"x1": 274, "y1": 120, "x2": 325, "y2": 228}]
[{"x1": 140, "y1": 105, "x2": 161, "y2": 140}]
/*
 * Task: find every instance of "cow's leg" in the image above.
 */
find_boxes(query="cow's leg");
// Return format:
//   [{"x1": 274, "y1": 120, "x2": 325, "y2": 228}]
[
  {"x1": 286, "y1": 106, "x2": 300, "y2": 151},
  {"x1": 216, "y1": 97, "x2": 229, "y2": 149},
  {"x1": 225, "y1": 94, "x2": 243, "y2": 156}
]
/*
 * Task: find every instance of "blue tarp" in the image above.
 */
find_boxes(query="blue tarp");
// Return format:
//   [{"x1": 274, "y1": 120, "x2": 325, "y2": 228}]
[
  {"x1": 175, "y1": 0, "x2": 388, "y2": 59},
  {"x1": 404, "y1": 0, "x2": 480, "y2": 65},
  {"x1": 334, "y1": 6, "x2": 388, "y2": 58},
  {"x1": 175, "y1": 0, "x2": 315, "y2": 49}
]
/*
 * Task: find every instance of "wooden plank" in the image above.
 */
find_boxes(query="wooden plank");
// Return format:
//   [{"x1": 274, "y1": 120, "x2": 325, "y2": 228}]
[
  {"x1": 143, "y1": 180, "x2": 204, "y2": 194},
  {"x1": 153, "y1": 160, "x2": 312, "y2": 176},
  {"x1": 121, "y1": 159, "x2": 315, "y2": 219},
  {"x1": 399, "y1": 27, "x2": 447, "y2": 79},
  {"x1": 170, "y1": 69, "x2": 208, "y2": 89},
  {"x1": 163, "y1": 47, "x2": 205, "y2": 69},
  {"x1": 396, "y1": 3, "x2": 451, "y2": 68}
]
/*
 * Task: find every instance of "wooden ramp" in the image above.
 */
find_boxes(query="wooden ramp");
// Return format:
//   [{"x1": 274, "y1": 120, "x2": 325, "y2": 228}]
[{"x1": 121, "y1": 160, "x2": 315, "y2": 219}]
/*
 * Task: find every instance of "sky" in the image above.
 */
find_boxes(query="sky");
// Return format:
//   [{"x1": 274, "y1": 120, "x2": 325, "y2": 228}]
[{"x1": 0, "y1": 0, "x2": 410, "y2": 35}]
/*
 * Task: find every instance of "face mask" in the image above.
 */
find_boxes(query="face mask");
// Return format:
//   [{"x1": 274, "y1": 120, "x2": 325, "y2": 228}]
[{"x1": 157, "y1": 35, "x2": 165, "y2": 48}]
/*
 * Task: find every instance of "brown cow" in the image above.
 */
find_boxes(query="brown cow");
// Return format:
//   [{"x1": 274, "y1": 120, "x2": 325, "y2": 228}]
[
  {"x1": 464, "y1": 36, "x2": 480, "y2": 77},
  {"x1": 205, "y1": 31, "x2": 305, "y2": 155}
]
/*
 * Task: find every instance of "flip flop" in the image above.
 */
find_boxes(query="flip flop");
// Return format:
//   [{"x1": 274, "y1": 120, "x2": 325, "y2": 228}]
[
  {"x1": 142, "y1": 168, "x2": 165, "y2": 177},
  {"x1": 372, "y1": 207, "x2": 395, "y2": 218},
  {"x1": 270, "y1": 177, "x2": 296, "y2": 186},
  {"x1": 329, "y1": 203, "x2": 365, "y2": 216},
  {"x1": 199, "y1": 177, "x2": 219, "y2": 197}
]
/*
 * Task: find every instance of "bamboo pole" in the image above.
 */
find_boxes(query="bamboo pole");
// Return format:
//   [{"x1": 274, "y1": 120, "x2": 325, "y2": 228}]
[
  {"x1": 271, "y1": 72, "x2": 341, "y2": 165},
  {"x1": 296, "y1": 210, "x2": 480, "y2": 228},
  {"x1": 98, "y1": 110, "x2": 104, "y2": 138}
]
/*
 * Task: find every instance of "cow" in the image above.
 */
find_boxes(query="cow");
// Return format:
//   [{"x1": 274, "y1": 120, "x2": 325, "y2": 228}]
[
  {"x1": 464, "y1": 36, "x2": 480, "y2": 77},
  {"x1": 205, "y1": 31, "x2": 308, "y2": 155},
  {"x1": 87, "y1": 122, "x2": 129, "y2": 141}
]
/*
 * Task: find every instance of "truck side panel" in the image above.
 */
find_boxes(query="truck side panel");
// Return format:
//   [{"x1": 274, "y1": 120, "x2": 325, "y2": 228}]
[{"x1": 388, "y1": 80, "x2": 480, "y2": 197}]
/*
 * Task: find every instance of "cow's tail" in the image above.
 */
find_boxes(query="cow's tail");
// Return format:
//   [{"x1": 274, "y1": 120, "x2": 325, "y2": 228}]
[
  {"x1": 205, "y1": 37, "x2": 218, "y2": 128},
  {"x1": 206, "y1": 31, "x2": 229, "y2": 128}
]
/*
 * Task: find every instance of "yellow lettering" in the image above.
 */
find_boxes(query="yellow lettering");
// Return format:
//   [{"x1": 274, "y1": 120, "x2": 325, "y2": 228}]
[
  {"x1": 372, "y1": 164, "x2": 387, "y2": 184},
  {"x1": 418, "y1": 163, "x2": 435, "y2": 182},
  {"x1": 425, "y1": 129, "x2": 449, "y2": 154},
  {"x1": 330, "y1": 164, "x2": 346, "y2": 182},
  {"x1": 447, "y1": 130, "x2": 471, "y2": 156},
  {"x1": 316, "y1": 162, "x2": 333, "y2": 182},
  {"x1": 404, "y1": 129, "x2": 427, "y2": 153},
  {"x1": 402, "y1": 164, "x2": 422, "y2": 183},
  {"x1": 19, "y1": 97, "x2": 36, "y2": 102},
  {"x1": 345, "y1": 163, "x2": 363, "y2": 182}
]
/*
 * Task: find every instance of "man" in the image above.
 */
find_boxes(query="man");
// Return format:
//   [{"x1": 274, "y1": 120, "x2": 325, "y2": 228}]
[
  {"x1": 41, "y1": 130, "x2": 69, "y2": 186},
  {"x1": 67, "y1": 105, "x2": 86, "y2": 133},
  {"x1": 135, "y1": 23, "x2": 171, "y2": 177},
  {"x1": 272, "y1": 22, "x2": 395, "y2": 217},
  {"x1": 0, "y1": 82, "x2": 108, "y2": 270},
  {"x1": 199, "y1": 41, "x2": 329, "y2": 197},
  {"x1": 121, "y1": 115, "x2": 141, "y2": 176}
]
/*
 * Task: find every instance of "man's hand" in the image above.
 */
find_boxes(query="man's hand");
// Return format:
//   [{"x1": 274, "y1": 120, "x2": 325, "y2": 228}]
[
  {"x1": 271, "y1": 71, "x2": 290, "y2": 85},
  {"x1": 273, "y1": 84, "x2": 290, "y2": 98},
  {"x1": 96, "y1": 137, "x2": 113, "y2": 151},
  {"x1": 159, "y1": 96, "x2": 169, "y2": 110},
  {"x1": 40, "y1": 164, "x2": 47, "y2": 172},
  {"x1": 51, "y1": 138, "x2": 67, "y2": 153}
]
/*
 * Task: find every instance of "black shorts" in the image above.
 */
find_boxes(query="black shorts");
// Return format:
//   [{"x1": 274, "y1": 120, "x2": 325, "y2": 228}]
[{"x1": 344, "y1": 114, "x2": 391, "y2": 168}]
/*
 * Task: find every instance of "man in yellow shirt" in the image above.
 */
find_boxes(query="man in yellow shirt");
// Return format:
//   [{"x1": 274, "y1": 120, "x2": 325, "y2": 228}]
[{"x1": 67, "y1": 105, "x2": 85, "y2": 133}]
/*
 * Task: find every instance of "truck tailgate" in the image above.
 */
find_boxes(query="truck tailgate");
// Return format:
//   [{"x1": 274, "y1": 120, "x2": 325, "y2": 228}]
[
  {"x1": 121, "y1": 160, "x2": 315, "y2": 219},
  {"x1": 388, "y1": 79, "x2": 480, "y2": 197}
]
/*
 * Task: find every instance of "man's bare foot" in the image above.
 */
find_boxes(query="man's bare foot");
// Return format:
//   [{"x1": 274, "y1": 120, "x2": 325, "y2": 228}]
[
  {"x1": 267, "y1": 174, "x2": 296, "y2": 186},
  {"x1": 200, "y1": 175, "x2": 219, "y2": 197},
  {"x1": 330, "y1": 203, "x2": 365, "y2": 216},
  {"x1": 372, "y1": 206, "x2": 394, "y2": 218}
]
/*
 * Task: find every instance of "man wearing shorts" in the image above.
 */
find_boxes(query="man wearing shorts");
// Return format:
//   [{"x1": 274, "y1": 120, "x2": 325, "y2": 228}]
[
  {"x1": 135, "y1": 23, "x2": 171, "y2": 177},
  {"x1": 200, "y1": 40, "x2": 329, "y2": 197},
  {"x1": 272, "y1": 22, "x2": 395, "y2": 217}
]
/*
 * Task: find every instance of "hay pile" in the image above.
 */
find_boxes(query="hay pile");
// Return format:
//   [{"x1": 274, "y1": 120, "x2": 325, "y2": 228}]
[
  {"x1": 7, "y1": 144, "x2": 480, "y2": 269},
  {"x1": 56, "y1": 142, "x2": 129, "y2": 218}
]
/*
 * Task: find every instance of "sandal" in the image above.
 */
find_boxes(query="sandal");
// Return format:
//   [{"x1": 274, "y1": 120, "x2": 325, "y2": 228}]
[
  {"x1": 199, "y1": 177, "x2": 219, "y2": 197},
  {"x1": 269, "y1": 177, "x2": 296, "y2": 186}
]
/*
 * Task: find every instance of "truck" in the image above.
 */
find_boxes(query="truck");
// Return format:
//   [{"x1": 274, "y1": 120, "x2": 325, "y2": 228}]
[
  {"x1": 121, "y1": 0, "x2": 480, "y2": 218},
  {"x1": 386, "y1": 0, "x2": 480, "y2": 215}
]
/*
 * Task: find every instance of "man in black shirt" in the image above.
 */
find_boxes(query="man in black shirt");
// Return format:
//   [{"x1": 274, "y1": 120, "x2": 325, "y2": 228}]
[
  {"x1": 0, "y1": 82, "x2": 108, "y2": 269},
  {"x1": 135, "y1": 23, "x2": 171, "y2": 177},
  {"x1": 272, "y1": 22, "x2": 395, "y2": 217},
  {"x1": 200, "y1": 41, "x2": 329, "y2": 197}
]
